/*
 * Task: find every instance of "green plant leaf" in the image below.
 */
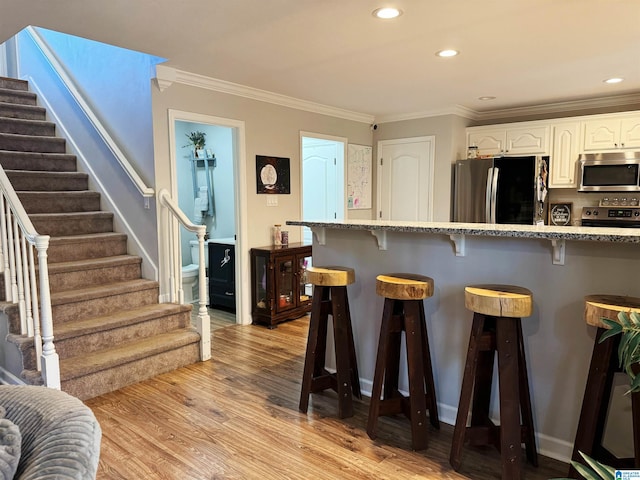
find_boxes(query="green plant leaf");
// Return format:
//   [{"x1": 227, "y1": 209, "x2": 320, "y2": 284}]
[
  {"x1": 628, "y1": 370, "x2": 640, "y2": 394},
  {"x1": 630, "y1": 311, "x2": 640, "y2": 327},
  {"x1": 599, "y1": 324, "x2": 622, "y2": 343},
  {"x1": 618, "y1": 311, "x2": 632, "y2": 328},
  {"x1": 579, "y1": 451, "x2": 616, "y2": 479},
  {"x1": 571, "y1": 461, "x2": 601, "y2": 480}
]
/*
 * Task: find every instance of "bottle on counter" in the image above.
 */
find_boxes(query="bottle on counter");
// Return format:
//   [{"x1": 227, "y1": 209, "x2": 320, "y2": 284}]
[{"x1": 273, "y1": 224, "x2": 282, "y2": 246}]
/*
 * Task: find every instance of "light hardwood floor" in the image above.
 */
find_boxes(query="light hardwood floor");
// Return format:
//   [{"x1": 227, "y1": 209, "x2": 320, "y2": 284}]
[{"x1": 85, "y1": 314, "x2": 569, "y2": 479}]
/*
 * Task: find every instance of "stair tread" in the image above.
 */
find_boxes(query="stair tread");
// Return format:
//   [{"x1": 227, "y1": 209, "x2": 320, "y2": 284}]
[
  {"x1": 59, "y1": 328, "x2": 201, "y2": 381},
  {"x1": 49, "y1": 232, "x2": 127, "y2": 244},
  {"x1": 30, "y1": 211, "x2": 111, "y2": 219},
  {"x1": 51, "y1": 278, "x2": 158, "y2": 304},
  {"x1": 53, "y1": 303, "x2": 192, "y2": 340},
  {"x1": 48, "y1": 254, "x2": 141, "y2": 271}
]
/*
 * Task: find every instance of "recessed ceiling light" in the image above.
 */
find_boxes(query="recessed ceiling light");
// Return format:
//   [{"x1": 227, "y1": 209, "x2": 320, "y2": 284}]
[
  {"x1": 604, "y1": 77, "x2": 624, "y2": 84},
  {"x1": 478, "y1": 96, "x2": 496, "y2": 101},
  {"x1": 436, "y1": 49, "x2": 459, "y2": 58},
  {"x1": 373, "y1": 7, "x2": 402, "y2": 19}
]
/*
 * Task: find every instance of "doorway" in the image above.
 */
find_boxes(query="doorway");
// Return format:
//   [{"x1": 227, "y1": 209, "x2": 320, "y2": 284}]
[
  {"x1": 300, "y1": 132, "x2": 347, "y2": 244},
  {"x1": 168, "y1": 110, "x2": 248, "y2": 325},
  {"x1": 377, "y1": 136, "x2": 435, "y2": 221}
]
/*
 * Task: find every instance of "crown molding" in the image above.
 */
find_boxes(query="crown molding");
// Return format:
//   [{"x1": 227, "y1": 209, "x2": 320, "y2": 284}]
[
  {"x1": 472, "y1": 92, "x2": 640, "y2": 122},
  {"x1": 157, "y1": 65, "x2": 374, "y2": 124},
  {"x1": 375, "y1": 105, "x2": 478, "y2": 124}
]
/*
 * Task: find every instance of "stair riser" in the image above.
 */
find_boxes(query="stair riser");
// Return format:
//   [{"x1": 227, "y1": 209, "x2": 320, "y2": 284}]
[
  {"x1": 55, "y1": 312, "x2": 192, "y2": 360},
  {"x1": 0, "y1": 118, "x2": 55, "y2": 136},
  {"x1": 62, "y1": 342, "x2": 200, "y2": 400},
  {"x1": 0, "y1": 79, "x2": 28, "y2": 91},
  {"x1": 0, "y1": 133, "x2": 65, "y2": 153},
  {"x1": 31, "y1": 214, "x2": 113, "y2": 236},
  {"x1": 0, "y1": 152, "x2": 77, "y2": 172},
  {"x1": 0, "y1": 104, "x2": 46, "y2": 121},
  {"x1": 52, "y1": 287, "x2": 159, "y2": 324},
  {"x1": 49, "y1": 262, "x2": 142, "y2": 293},
  {"x1": 18, "y1": 192, "x2": 101, "y2": 213},
  {"x1": 48, "y1": 236, "x2": 128, "y2": 263},
  {"x1": 0, "y1": 91, "x2": 37, "y2": 106},
  {"x1": 6, "y1": 172, "x2": 88, "y2": 191}
]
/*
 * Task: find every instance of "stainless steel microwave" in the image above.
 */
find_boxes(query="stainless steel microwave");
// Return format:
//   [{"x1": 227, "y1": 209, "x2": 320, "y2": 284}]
[{"x1": 578, "y1": 152, "x2": 640, "y2": 192}]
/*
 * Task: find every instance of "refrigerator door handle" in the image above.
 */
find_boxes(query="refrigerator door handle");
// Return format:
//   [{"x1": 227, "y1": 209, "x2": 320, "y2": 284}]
[
  {"x1": 485, "y1": 167, "x2": 493, "y2": 223},
  {"x1": 490, "y1": 167, "x2": 500, "y2": 223}
]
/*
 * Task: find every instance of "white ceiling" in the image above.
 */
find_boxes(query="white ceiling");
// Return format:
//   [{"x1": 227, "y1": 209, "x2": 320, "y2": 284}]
[{"x1": 2, "y1": 0, "x2": 640, "y2": 121}]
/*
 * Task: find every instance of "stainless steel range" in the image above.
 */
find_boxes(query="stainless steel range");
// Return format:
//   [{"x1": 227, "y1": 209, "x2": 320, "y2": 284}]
[{"x1": 581, "y1": 206, "x2": 640, "y2": 227}]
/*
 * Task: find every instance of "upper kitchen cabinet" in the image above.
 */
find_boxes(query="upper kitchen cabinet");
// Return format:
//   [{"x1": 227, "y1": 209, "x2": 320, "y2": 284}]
[
  {"x1": 468, "y1": 125, "x2": 550, "y2": 156},
  {"x1": 582, "y1": 114, "x2": 640, "y2": 151},
  {"x1": 549, "y1": 122, "x2": 580, "y2": 188}
]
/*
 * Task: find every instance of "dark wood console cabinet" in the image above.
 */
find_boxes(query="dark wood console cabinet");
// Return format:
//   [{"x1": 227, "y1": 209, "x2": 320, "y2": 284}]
[
  {"x1": 250, "y1": 243, "x2": 312, "y2": 328},
  {"x1": 208, "y1": 241, "x2": 235, "y2": 311}
]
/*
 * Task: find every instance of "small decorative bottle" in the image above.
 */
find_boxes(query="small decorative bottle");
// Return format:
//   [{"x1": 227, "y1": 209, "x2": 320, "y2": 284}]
[{"x1": 273, "y1": 224, "x2": 282, "y2": 246}]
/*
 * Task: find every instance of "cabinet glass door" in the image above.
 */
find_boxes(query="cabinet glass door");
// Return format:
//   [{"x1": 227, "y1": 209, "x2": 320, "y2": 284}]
[
  {"x1": 275, "y1": 255, "x2": 295, "y2": 312},
  {"x1": 253, "y1": 254, "x2": 269, "y2": 312},
  {"x1": 298, "y1": 254, "x2": 312, "y2": 306}
]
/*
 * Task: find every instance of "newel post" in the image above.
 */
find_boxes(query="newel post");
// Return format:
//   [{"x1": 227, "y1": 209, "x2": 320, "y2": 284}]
[
  {"x1": 35, "y1": 235, "x2": 60, "y2": 389},
  {"x1": 195, "y1": 227, "x2": 211, "y2": 361}
]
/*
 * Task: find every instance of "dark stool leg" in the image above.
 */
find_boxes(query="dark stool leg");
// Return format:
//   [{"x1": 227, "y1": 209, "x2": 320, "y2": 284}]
[
  {"x1": 404, "y1": 299, "x2": 429, "y2": 450},
  {"x1": 298, "y1": 286, "x2": 329, "y2": 413},
  {"x1": 367, "y1": 297, "x2": 395, "y2": 439},
  {"x1": 496, "y1": 317, "x2": 522, "y2": 480},
  {"x1": 331, "y1": 285, "x2": 355, "y2": 418},
  {"x1": 516, "y1": 319, "x2": 538, "y2": 467},
  {"x1": 343, "y1": 288, "x2": 362, "y2": 400},
  {"x1": 450, "y1": 312, "x2": 486, "y2": 470},
  {"x1": 418, "y1": 300, "x2": 440, "y2": 429},
  {"x1": 569, "y1": 328, "x2": 619, "y2": 477},
  {"x1": 469, "y1": 317, "x2": 495, "y2": 436},
  {"x1": 633, "y1": 388, "x2": 640, "y2": 468}
]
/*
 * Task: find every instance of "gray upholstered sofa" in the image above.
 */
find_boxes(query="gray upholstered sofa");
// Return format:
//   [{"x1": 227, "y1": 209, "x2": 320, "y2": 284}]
[{"x1": 0, "y1": 385, "x2": 101, "y2": 479}]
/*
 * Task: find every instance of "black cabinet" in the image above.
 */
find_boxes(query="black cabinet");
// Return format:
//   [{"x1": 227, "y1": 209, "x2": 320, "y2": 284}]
[
  {"x1": 208, "y1": 242, "x2": 235, "y2": 311},
  {"x1": 250, "y1": 243, "x2": 312, "y2": 328}
]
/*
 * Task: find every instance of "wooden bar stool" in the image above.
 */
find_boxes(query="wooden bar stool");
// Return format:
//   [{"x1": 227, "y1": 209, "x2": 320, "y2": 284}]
[
  {"x1": 367, "y1": 273, "x2": 439, "y2": 451},
  {"x1": 568, "y1": 294, "x2": 640, "y2": 477},
  {"x1": 299, "y1": 266, "x2": 361, "y2": 419},
  {"x1": 450, "y1": 284, "x2": 538, "y2": 480}
]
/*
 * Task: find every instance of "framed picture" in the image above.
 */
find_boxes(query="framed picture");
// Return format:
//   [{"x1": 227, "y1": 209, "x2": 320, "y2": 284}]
[
  {"x1": 549, "y1": 203, "x2": 572, "y2": 226},
  {"x1": 256, "y1": 155, "x2": 290, "y2": 194}
]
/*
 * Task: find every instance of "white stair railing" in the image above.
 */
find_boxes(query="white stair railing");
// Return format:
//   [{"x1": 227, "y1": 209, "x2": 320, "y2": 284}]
[
  {"x1": 0, "y1": 166, "x2": 59, "y2": 389},
  {"x1": 158, "y1": 189, "x2": 211, "y2": 361}
]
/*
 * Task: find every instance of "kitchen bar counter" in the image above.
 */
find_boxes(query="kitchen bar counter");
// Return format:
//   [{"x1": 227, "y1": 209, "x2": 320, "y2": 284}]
[
  {"x1": 287, "y1": 219, "x2": 640, "y2": 266},
  {"x1": 286, "y1": 219, "x2": 640, "y2": 464}
]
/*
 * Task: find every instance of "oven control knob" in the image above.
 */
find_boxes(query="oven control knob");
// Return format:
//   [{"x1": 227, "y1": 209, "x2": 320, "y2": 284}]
[
  {"x1": 585, "y1": 210, "x2": 592, "y2": 216},
  {"x1": 635, "y1": 211, "x2": 640, "y2": 217},
  {"x1": 593, "y1": 210, "x2": 599, "y2": 216}
]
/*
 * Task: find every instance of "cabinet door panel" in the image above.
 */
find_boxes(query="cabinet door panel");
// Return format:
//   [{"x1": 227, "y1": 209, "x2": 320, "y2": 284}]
[
  {"x1": 468, "y1": 130, "x2": 505, "y2": 156},
  {"x1": 620, "y1": 118, "x2": 640, "y2": 149},
  {"x1": 550, "y1": 123, "x2": 579, "y2": 188},
  {"x1": 506, "y1": 126, "x2": 549, "y2": 155},
  {"x1": 583, "y1": 120, "x2": 619, "y2": 150}
]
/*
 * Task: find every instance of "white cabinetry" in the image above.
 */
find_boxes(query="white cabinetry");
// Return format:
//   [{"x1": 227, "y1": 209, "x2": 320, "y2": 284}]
[
  {"x1": 582, "y1": 115, "x2": 640, "y2": 151},
  {"x1": 468, "y1": 125, "x2": 550, "y2": 156},
  {"x1": 549, "y1": 122, "x2": 580, "y2": 188}
]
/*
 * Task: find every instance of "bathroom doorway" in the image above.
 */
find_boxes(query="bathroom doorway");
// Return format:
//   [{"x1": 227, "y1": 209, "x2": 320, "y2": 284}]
[
  {"x1": 169, "y1": 110, "x2": 248, "y2": 326},
  {"x1": 300, "y1": 132, "x2": 347, "y2": 244}
]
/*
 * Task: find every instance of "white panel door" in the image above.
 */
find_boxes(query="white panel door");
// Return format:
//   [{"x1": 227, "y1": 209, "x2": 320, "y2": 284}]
[
  {"x1": 302, "y1": 138, "x2": 344, "y2": 244},
  {"x1": 377, "y1": 136, "x2": 435, "y2": 221}
]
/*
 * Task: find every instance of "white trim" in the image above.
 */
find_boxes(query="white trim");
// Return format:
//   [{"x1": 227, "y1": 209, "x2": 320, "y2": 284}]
[
  {"x1": 157, "y1": 65, "x2": 375, "y2": 125},
  {"x1": 376, "y1": 105, "x2": 478, "y2": 124},
  {"x1": 0, "y1": 42, "x2": 7, "y2": 77},
  {"x1": 168, "y1": 109, "x2": 248, "y2": 325}
]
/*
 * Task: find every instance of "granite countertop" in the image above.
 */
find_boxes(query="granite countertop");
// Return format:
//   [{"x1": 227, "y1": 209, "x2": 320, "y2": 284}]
[{"x1": 286, "y1": 219, "x2": 640, "y2": 244}]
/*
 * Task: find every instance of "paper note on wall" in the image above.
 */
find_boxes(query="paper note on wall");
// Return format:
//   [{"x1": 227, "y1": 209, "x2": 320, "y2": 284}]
[{"x1": 347, "y1": 144, "x2": 372, "y2": 209}]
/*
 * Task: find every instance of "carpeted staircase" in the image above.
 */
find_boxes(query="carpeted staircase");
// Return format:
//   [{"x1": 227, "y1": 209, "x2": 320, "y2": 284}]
[{"x1": 0, "y1": 76, "x2": 202, "y2": 400}]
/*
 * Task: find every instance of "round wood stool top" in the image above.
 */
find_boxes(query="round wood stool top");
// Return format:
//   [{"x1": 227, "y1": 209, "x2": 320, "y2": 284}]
[
  {"x1": 464, "y1": 284, "x2": 533, "y2": 318},
  {"x1": 376, "y1": 273, "x2": 434, "y2": 300},
  {"x1": 306, "y1": 266, "x2": 355, "y2": 286},
  {"x1": 584, "y1": 294, "x2": 640, "y2": 329}
]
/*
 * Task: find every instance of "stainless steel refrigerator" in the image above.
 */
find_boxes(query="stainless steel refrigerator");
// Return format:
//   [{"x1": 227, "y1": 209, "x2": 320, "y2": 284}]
[{"x1": 453, "y1": 156, "x2": 550, "y2": 224}]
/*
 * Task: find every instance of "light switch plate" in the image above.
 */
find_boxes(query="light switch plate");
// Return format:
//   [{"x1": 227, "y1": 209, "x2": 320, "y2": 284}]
[{"x1": 267, "y1": 195, "x2": 278, "y2": 206}]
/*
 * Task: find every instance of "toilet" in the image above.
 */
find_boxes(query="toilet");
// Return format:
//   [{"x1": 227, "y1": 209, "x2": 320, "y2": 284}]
[{"x1": 182, "y1": 240, "x2": 210, "y2": 304}]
